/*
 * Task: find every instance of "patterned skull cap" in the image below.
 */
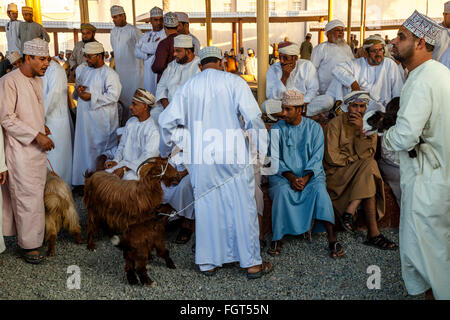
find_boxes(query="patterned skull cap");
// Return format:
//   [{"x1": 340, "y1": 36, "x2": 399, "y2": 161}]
[
  {"x1": 23, "y1": 38, "x2": 49, "y2": 57},
  {"x1": 110, "y1": 5, "x2": 125, "y2": 17},
  {"x1": 402, "y1": 10, "x2": 445, "y2": 46},
  {"x1": 150, "y1": 6, "x2": 163, "y2": 18},
  {"x1": 164, "y1": 12, "x2": 179, "y2": 27},
  {"x1": 282, "y1": 90, "x2": 304, "y2": 106},
  {"x1": 198, "y1": 46, "x2": 222, "y2": 61}
]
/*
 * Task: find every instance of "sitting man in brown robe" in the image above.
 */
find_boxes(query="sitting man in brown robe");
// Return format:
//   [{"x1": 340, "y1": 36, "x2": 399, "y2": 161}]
[{"x1": 323, "y1": 91, "x2": 397, "y2": 250}]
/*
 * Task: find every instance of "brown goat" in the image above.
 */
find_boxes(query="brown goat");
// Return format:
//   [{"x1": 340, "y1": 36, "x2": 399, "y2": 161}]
[
  {"x1": 83, "y1": 157, "x2": 181, "y2": 250},
  {"x1": 44, "y1": 170, "x2": 83, "y2": 256},
  {"x1": 111, "y1": 209, "x2": 176, "y2": 286}
]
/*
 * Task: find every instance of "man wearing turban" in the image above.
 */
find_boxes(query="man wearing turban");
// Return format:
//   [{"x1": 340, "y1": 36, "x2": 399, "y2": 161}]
[
  {"x1": 266, "y1": 41, "x2": 319, "y2": 106},
  {"x1": 68, "y1": 23, "x2": 98, "y2": 82}
]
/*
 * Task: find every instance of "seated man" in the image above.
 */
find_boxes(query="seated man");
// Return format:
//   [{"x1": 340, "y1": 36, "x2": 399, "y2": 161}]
[
  {"x1": 326, "y1": 35, "x2": 403, "y2": 110},
  {"x1": 266, "y1": 41, "x2": 319, "y2": 106},
  {"x1": 268, "y1": 90, "x2": 344, "y2": 258},
  {"x1": 104, "y1": 89, "x2": 194, "y2": 241},
  {"x1": 323, "y1": 91, "x2": 397, "y2": 250}
]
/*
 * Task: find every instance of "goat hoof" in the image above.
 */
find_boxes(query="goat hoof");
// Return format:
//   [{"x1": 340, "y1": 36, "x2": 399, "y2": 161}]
[
  {"x1": 87, "y1": 244, "x2": 96, "y2": 251},
  {"x1": 47, "y1": 250, "x2": 55, "y2": 257},
  {"x1": 127, "y1": 273, "x2": 139, "y2": 285},
  {"x1": 166, "y1": 259, "x2": 176, "y2": 269}
]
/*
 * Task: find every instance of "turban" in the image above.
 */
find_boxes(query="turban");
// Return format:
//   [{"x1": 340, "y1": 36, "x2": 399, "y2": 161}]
[
  {"x1": 306, "y1": 33, "x2": 312, "y2": 38},
  {"x1": 65, "y1": 49, "x2": 73, "y2": 53},
  {"x1": 199, "y1": 46, "x2": 222, "y2": 61},
  {"x1": 23, "y1": 38, "x2": 49, "y2": 56},
  {"x1": 278, "y1": 41, "x2": 300, "y2": 56},
  {"x1": 83, "y1": 42, "x2": 104, "y2": 54},
  {"x1": 133, "y1": 88, "x2": 156, "y2": 106},
  {"x1": 21, "y1": 6, "x2": 33, "y2": 14},
  {"x1": 306, "y1": 95, "x2": 334, "y2": 117},
  {"x1": 110, "y1": 5, "x2": 125, "y2": 17},
  {"x1": 7, "y1": 3, "x2": 18, "y2": 12},
  {"x1": 175, "y1": 12, "x2": 189, "y2": 23},
  {"x1": 445, "y1": 1, "x2": 450, "y2": 14},
  {"x1": 150, "y1": 6, "x2": 163, "y2": 18},
  {"x1": 81, "y1": 23, "x2": 97, "y2": 32},
  {"x1": 6, "y1": 51, "x2": 21, "y2": 64},
  {"x1": 342, "y1": 91, "x2": 371, "y2": 112},
  {"x1": 164, "y1": 12, "x2": 178, "y2": 28},
  {"x1": 402, "y1": 10, "x2": 445, "y2": 46},
  {"x1": 363, "y1": 35, "x2": 385, "y2": 48},
  {"x1": 174, "y1": 35, "x2": 193, "y2": 48},
  {"x1": 261, "y1": 99, "x2": 282, "y2": 121},
  {"x1": 325, "y1": 19, "x2": 345, "y2": 33},
  {"x1": 282, "y1": 90, "x2": 304, "y2": 106}
]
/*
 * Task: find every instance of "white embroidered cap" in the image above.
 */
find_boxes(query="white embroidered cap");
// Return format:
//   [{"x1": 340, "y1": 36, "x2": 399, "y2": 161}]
[
  {"x1": 261, "y1": 99, "x2": 282, "y2": 121},
  {"x1": 150, "y1": 6, "x2": 163, "y2": 18},
  {"x1": 445, "y1": 1, "x2": 450, "y2": 14},
  {"x1": 175, "y1": 12, "x2": 189, "y2": 23},
  {"x1": 198, "y1": 46, "x2": 222, "y2": 61},
  {"x1": 402, "y1": 10, "x2": 445, "y2": 46},
  {"x1": 110, "y1": 5, "x2": 125, "y2": 17},
  {"x1": 23, "y1": 38, "x2": 49, "y2": 57},
  {"x1": 6, "y1": 51, "x2": 21, "y2": 64},
  {"x1": 164, "y1": 12, "x2": 179, "y2": 27},
  {"x1": 83, "y1": 41, "x2": 104, "y2": 54},
  {"x1": 174, "y1": 34, "x2": 193, "y2": 48},
  {"x1": 282, "y1": 89, "x2": 304, "y2": 106}
]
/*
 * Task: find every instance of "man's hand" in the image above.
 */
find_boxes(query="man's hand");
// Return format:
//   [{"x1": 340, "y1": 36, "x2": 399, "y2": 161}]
[
  {"x1": 104, "y1": 161, "x2": 118, "y2": 169},
  {"x1": 348, "y1": 112, "x2": 363, "y2": 131},
  {"x1": 0, "y1": 171, "x2": 7, "y2": 185},
  {"x1": 45, "y1": 125, "x2": 51, "y2": 136},
  {"x1": 350, "y1": 81, "x2": 361, "y2": 91},
  {"x1": 281, "y1": 63, "x2": 296, "y2": 85},
  {"x1": 297, "y1": 173, "x2": 313, "y2": 190},
  {"x1": 77, "y1": 85, "x2": 91, "y2": 101},
  {"x1": 35, "y1": 132, "x2": 55, "y2": 151},
  {"x1": 160, "y1": 98, "x2": 169, "y2": 109},
  {"x1": 113, "y1": 166, "x2": 129, "y2": 179}
]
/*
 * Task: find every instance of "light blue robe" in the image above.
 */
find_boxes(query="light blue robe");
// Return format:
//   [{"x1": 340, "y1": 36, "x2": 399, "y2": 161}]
[{"x1": 269, "y1": 118, "x2": 334, "y2": 241}]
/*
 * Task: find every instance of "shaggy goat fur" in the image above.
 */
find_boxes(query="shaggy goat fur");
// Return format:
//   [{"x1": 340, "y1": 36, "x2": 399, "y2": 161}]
[
  {"x1": 112, "y1": 210, "x2": 176, "y2": 286},
  {"x1": 44, "y1": 170, "x2": 82, "y2": 256},
  {"x1": 83, "y1": 157, "x2": 182, "y2": 250}
]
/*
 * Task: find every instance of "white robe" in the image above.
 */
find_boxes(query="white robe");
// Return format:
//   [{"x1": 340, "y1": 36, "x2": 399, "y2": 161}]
[
  {"x1": 326, "y1": 57, "x2": 404, "y2": 107},
  {"x1": 156, "y1": 56, "x2": 201, "y2": 103},
  {"x1": 266, "y1": 60, "x2": 319, "y2": 103},
  {"x1": 72, "y1": 64, "x2": 121, "y2": 185},
  {"x1": 110, "y1": 24, "x2": 144, "y2": 119},
  {"x1": 311, "y1": 41, "x2": 354, "y2": 94},
  {"x1": 432, "y1": 24, "x2": 449, "y2": 62},
  {"x1": 6, "y1": 20, "x2": 21, "y2": 53},
  {"x1": 106, "y1": 116, "x2": 159, "y2": 180},
  {"x1": 42, "y1": 60, "x2": 73, "y2": 185},
  {"x1": 383, "y1": 60, "x2": 450, "y2": 300},
  {"x1": 0, "y1": 129, "x2": 7, "y2": 254},
  {"x1": 440, "y1": 46, "x2": 450, "y2": 69},
  {"x1": 158, "y1": 69, "x2": 266, "y2": 270},
  {"x1": 245, "y1": 56, "x2": 258, "y2": 80},
  {"x1": 134, "y1": 29, "x2": 166, "y2": 95}
]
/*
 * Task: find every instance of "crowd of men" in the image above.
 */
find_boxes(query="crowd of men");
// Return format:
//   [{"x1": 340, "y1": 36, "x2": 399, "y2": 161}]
[{"x1": 0, "y1": 2, "x2": 449, "y2": 299}]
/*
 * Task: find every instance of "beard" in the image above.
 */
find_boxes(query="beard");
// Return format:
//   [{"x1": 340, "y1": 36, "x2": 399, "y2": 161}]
[
  {"x1": 82, "y1": 38, "x2": 95, "y2": 44},
  {"x1": 176, "y1": 55, "x2": 188, "y2": 65},
  {"x1": 368, "y1": 55, "x2": 383, "y2": 65},
  {"x1": 392, "y1": 42, "x2": 414, "y2": 63},
  {"x1": 335, "y1": 38, "x2": 349, "y2": 48}
]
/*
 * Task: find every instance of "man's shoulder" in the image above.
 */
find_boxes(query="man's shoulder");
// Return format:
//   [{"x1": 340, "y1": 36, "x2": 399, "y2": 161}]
[
  {"x1": 0, "y1": 68, "x2": 20, "y2": 84},
  {"x1": 326, "y1": 114, "x2": 344, "y2": 130}
]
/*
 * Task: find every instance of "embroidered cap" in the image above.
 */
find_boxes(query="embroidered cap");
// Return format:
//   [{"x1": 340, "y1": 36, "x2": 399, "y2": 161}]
[
  {"x1": 175, "y1": 12, "x2": 189, "y2": 23},
  {"x1": 23, "y1": 38, "x2": 49, "y2": 57},
  {"x1": 198, "y1": 46, "x2": 222, "y2": 61},
  {"x1": 6, "y1": 51, "x2": 21, "y2": 64},
  {"x1": 110, "y1": 5, "x2": 125, "y2": 17},
  {"x1": 164, "y1": 12, "x2": 178, "y2": 28},
  {"x1": 22, "y1": 6, "x2": 33, "y2": 14},
  {"x1": 7, "y1": 3, "x2": 18, "y2": 12},
  {"x1": 174, "y1": 34, "x2": 193, "y2": 48},
  {"x1": 150, "y1": 6, "x2": 163, "y2": 18},
  {"x1": 402, "y1": 10, "x2": 445, "y2": 46},
  {"x1": 83, "y1": 41, "x2": 104, "y2": 54},
  {"x1": 282, "y1": 90, "x2": 304, "y2": 107}
]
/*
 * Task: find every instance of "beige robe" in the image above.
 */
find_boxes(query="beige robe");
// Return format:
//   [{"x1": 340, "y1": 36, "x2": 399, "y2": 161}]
[
  {"x1": 0, "y1": 129, "x2": 7, "y2": 253},
  {"x1": 0, "y1": 69, "x2": 47, "y2": 249},
  {"x1": 323, "y1": 113, "x2": 385, "y2": 219}
]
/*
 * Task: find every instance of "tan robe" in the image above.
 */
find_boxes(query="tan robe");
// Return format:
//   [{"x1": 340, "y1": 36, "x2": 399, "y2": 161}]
[
  {"x1": 323, "y1": 113, "x2": 385, "y2": 220},
  {"x1": 0, "y1": 69, "x2": 47, "y2": 249},
  {"x1": 0, "y1": 129, "x2": 7, "y2": 253}
]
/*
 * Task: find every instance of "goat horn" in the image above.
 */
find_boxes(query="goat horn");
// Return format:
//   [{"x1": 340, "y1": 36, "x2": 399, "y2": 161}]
[{"x1": 136, "y1": 157, "x2": 157, "y2": 175}]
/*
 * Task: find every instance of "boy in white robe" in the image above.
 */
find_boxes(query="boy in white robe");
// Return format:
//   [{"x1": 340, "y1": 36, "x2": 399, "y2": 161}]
[
  {"x1": 110, "y1": 5, "x2": 144, "y2": 123},
  {"x1": 72, "y1": 42, "x2": 121, "y2": 186},
  {"x1": 6, "y1": 3, "x2": 21, "y2": 53},
  {"x1": 384, "y1": 11, "x2": 450, "y2": 300}
]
